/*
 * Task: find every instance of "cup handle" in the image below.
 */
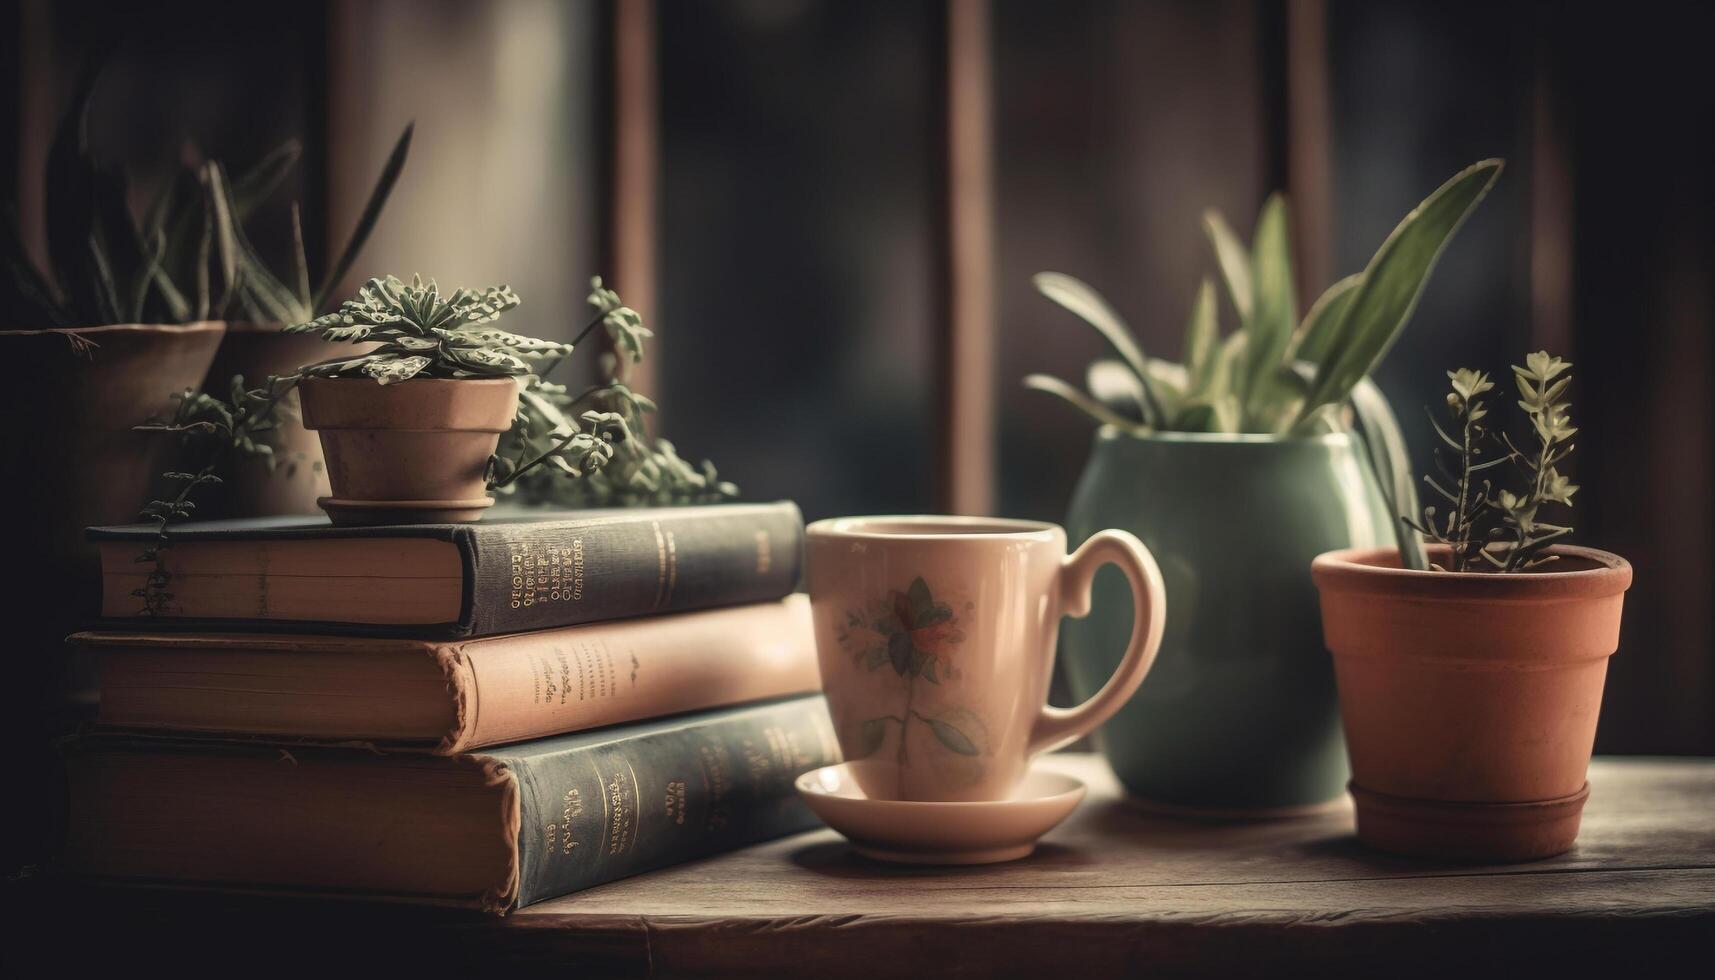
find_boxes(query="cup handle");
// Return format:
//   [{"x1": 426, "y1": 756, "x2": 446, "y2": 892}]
[{"x1": 1029, "y1": 529, "x2": 1167, "y2": 756}]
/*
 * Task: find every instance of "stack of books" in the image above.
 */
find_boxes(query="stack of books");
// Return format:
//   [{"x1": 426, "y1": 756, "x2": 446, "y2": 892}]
[{"x1": 59, "y1": 502, "x2": 835, "y2": 913}]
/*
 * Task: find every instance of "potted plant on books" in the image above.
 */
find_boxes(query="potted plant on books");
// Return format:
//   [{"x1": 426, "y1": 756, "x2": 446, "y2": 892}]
[
  {"x1": 1312, "y1": 353, "x2": 1631, "y2": 861},
  {"x1": 141, "y1": 273, "x2": 735, "y2": 533},
  {"x1": 1027, "y1": 160, "x2": 1500, "y2": 814}
]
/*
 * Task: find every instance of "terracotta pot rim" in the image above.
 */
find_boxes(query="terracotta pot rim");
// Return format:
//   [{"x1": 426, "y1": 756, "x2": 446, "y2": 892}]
[
  {"x1": 1095, "y1": 424, "x2": 1354, "y2": 448},
  {"x1": 1313, "y1": 544, "x2": 1631, "y2": 601},
  {"x1": 217, "y1": 320, "x2": 293, "y2": 334},
  {"x1": 0, "y1": 320, "x2": 227, "y2": 338},
  {"x1": 297, "y1": 374, "x2": 521, "y2": 389}
]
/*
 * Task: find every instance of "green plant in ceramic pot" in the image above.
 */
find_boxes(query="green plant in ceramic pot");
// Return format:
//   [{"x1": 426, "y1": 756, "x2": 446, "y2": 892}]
[
  {"x1": 1313, "y1": 354, "x2": 1632, "y2": 861},
  {"x1": 1029, "y1": 160, "x2": 1500, "y2": 813}
]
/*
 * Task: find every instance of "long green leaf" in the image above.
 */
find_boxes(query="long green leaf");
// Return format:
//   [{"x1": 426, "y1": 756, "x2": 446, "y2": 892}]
[
  {"x1": 229, "y1": 140, "x2": 303, "y2": 220},
  {"x1": 314, "y1": 122, "x2": 414, "y2": 310},
  {"x1": 210, "y1": 162, "x2": 309, "y2": 322},
  {"x1": 204, "y1": 163, "x2": 242, "y2": 317},
  {"x1": 1202, "y1": 209, "x2": 1253, "y2": 323},
  {"x1": 1086, "y1": 359, "x2": 1147, "y2": 423},
  {"x1": 1183, "y1": 276, "x2": 1219, "y2": 393},
  {"x1": 1244, "y1": 193, "x2": 1295, "y2": 420},
  {"x1": 288, "y1": 202, "x2": 312, "y2": 309},
  {"x1": 1251, "y1": 365, "x2": 1310, "y2": 435},
  {"x1": 1290, "y1": 273, "x2": 1361, "y2": 364},
  {"x1": 1348, "y1": 378, "x2": 1427, "y2": 569},
  {"x1": 141, "y1": 228, "x2": 192, "y2": 323},
  {"x1": 1023, "y1": 373, "x2": 1149, "y2": 432},
  {"x1": 1032, "y1": 271, "x2": 1163, "y2": 426},
  {"x1": 1296, "y1": 159, "x2": 1504, "y2": 423},
  {"x1": 193, "y1": 205, "x2": 212, "y2": 321},
  {"x1": 1142, "y1": 358, "x2": 1186, "y2": 423}
]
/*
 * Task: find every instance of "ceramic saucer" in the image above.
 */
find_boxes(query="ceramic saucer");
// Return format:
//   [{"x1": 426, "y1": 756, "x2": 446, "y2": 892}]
[{"x1": 795, "y1": 761, "x2": 1086, "y2": 865}]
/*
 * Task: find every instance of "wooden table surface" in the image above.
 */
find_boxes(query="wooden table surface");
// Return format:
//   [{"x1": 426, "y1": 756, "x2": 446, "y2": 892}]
[{"x1": 10, "y1": 754, "x2": 1713, "y2": 977}]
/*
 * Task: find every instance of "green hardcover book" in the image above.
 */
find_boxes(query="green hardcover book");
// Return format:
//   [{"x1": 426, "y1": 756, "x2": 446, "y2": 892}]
[
  {"x1": 61, "y1": 696, "x2": 837, "y2": 912},
  {"x1": 88, "y1": 501, "x2": 803, "y2": 637}
]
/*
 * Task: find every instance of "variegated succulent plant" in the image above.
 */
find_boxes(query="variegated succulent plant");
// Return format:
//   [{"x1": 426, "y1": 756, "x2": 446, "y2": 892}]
[{"x1": 286, "y1": 274, "x2": 562, "y2": 383}]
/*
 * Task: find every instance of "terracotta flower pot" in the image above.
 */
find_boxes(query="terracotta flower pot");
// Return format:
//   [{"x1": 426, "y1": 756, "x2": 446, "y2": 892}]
[
  {"x1": 196, "y1": 322, "x2": 369, "y2": 519},
  {"x1": 1312, "y1": 545, "x2": 1632, "y2": 861},
  {"x1": 297, "y1": 375, "x2": 521, "y2": 525}
]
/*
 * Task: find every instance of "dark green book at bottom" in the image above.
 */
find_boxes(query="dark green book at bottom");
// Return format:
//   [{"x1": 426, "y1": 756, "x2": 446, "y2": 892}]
[{"x1": 62, "y1": 696, "x2": 838, "y2": 913}]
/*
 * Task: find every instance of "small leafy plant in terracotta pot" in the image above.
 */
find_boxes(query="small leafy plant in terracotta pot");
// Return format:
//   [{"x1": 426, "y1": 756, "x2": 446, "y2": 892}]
[
  {"x1": 284, "y1": 275, "x2": 580, "y2": 524},
  {"x1": 1312, "y1": 353, "x2": 1632, "y2": 861}
]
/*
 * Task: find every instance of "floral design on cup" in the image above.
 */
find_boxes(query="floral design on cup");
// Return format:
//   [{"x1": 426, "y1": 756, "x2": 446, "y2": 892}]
[{"x1": 834, "y1": 575, "x2": 983, "y2": 763}]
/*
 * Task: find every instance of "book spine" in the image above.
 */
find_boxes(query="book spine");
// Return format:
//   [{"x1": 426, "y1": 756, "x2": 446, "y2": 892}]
[
  {"x1": 503, "y1": 696, "x2": 837, "y2": 908},
  {"x1": 448, "y1": 595, "x2": 821, "y2": 753},
  {"x1": 463, "y1": 504, "x2": 803, "y2": 636}
]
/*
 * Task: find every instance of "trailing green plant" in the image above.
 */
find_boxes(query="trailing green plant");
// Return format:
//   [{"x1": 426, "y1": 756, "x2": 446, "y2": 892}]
[
  {"x1": 131, "y1": 374, "x2": 299, "y2": 614},
  {"x1": 1023, "y1": 159, "x2": 1503, "y2": 438},
  {"x1": 1407, "y1": 351, "x2": 1578, "y2": 572},
  {"x1": 490, "y1": 279, "x2": 738, "y2": 507}
]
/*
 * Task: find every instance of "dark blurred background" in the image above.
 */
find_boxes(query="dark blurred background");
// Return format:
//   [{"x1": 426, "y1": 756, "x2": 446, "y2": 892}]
[{"x1": 5, "y1": 0, "x2": 1711, "y2": 757}]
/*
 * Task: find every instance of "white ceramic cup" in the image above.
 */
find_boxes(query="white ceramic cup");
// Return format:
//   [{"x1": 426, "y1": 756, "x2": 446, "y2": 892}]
[{"x1": 805, "y1": 516, "x2": 1166, "y2": 802}]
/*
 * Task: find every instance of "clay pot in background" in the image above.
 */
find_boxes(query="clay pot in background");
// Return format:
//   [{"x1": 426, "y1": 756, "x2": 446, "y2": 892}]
[
  {"x1": 196, "y1": 322, "x2": 363, "y2": 519},
  {"x1": 297, "y1": 375, "x2": 520, "y2": 525},
  {"x1": 0, "y1": 321, "x2": 225, "y2": 868},
  {"x1": 1312, "y1": 545, "x2": 1632, "y2": 861}
]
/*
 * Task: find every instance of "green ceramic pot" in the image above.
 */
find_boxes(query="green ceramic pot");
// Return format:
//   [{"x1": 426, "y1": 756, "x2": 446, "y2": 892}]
[{"x1": 1060, "y1": 427, "x2": 1395, "y2": 812}]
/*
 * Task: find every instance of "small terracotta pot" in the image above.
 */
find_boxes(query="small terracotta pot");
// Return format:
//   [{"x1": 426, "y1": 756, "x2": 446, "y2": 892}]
[
  {"x1": 1311, "y1": 545, "x2": 1631, "y2": 862},
  {"x1": 297, "y1": 375, "x2": 521, "y2": 525}
]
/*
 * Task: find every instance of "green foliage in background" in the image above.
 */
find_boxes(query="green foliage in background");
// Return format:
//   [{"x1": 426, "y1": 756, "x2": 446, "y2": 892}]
[
  {"x1": 1, "y1": 56, "x2": 411, "y2": 330},
  {"x1": 1023, "y1": 159, "x2": 1503, "y2": 437},
  {"x1": 198, "y1": 125, "x2": 413, "y2": 326},
  {"x1": 1409, "y1": 351, "x2": 1578, "y2": 572}
]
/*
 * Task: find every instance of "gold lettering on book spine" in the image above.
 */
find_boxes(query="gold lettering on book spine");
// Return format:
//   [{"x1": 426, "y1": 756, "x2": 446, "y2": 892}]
[
  {"x1": 543, "y1": 785, "x2": 585, "y2": 858},
  {"x1": 506, "y1": 533, "x2": 584, "y2": 609}
]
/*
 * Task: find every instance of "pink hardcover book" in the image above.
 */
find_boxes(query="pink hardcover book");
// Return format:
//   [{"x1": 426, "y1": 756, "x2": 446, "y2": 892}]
[{"x1": 72, "y1": 595, "x2": 820, "y2": 753}]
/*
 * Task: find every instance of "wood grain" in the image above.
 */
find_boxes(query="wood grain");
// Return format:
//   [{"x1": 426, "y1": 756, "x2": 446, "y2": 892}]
[{"x1": 12, "y1": 754, "x2": 1711, "y2": 977}]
